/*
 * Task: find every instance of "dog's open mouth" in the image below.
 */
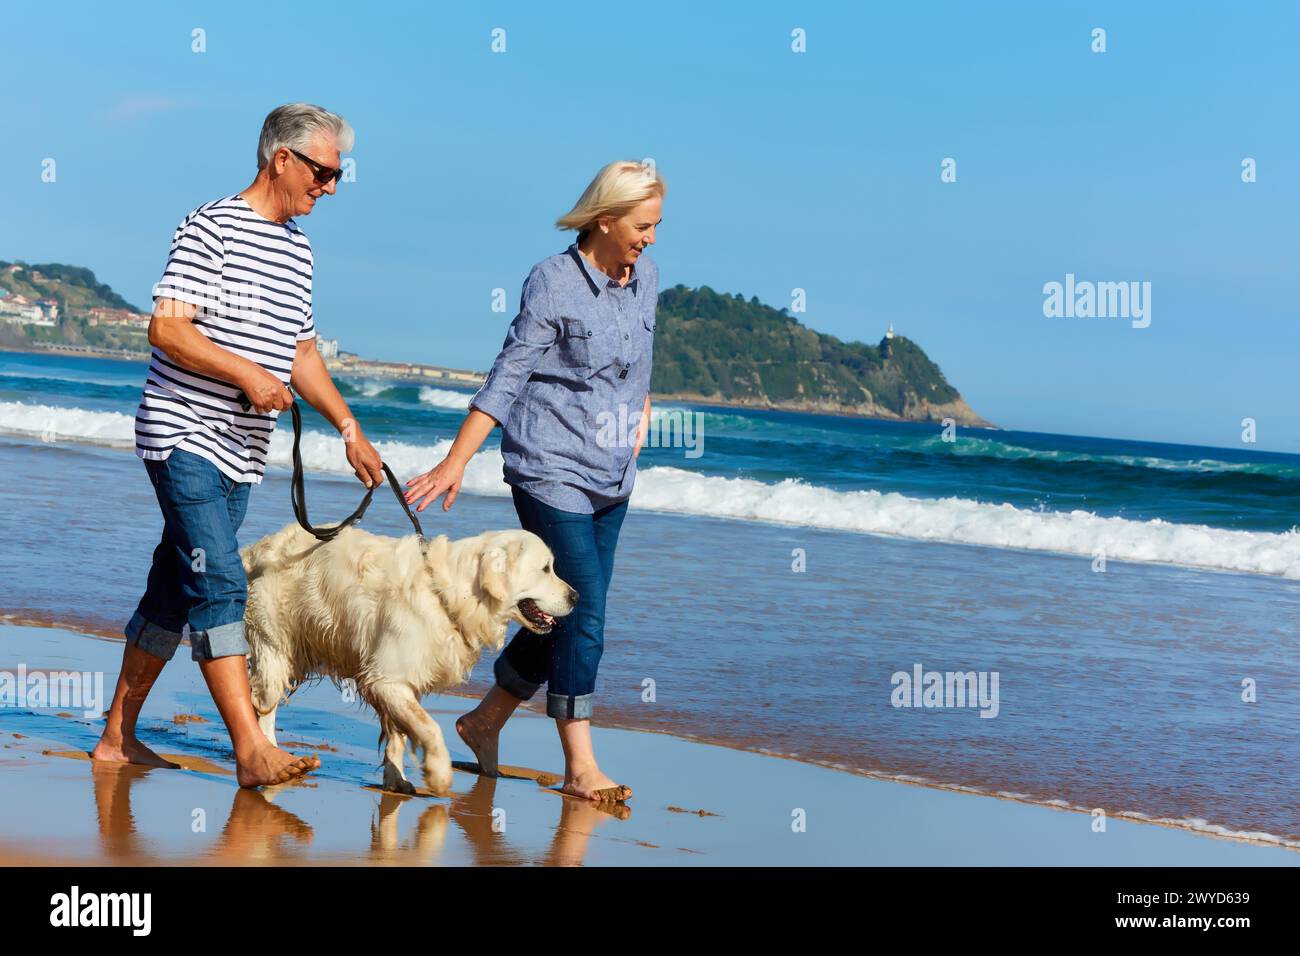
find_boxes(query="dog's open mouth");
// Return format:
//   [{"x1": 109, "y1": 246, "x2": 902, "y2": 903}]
[{"x1": 517, "y1": 598, "x2": 556, "y2": 633}]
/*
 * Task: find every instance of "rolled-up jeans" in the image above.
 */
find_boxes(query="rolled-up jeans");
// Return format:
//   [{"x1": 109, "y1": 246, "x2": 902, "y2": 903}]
[
  {"x1": 493, "y1": 485, "x2": 628, "y2": 719},
  {"x1": 125, "y1": 448, "x2": 252, "y2": 662}
]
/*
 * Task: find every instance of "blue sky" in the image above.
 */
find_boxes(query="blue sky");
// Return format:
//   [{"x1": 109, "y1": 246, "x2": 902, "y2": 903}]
[{"x1": 2, "y1": 1, "x2": 1297, "y2": 452}]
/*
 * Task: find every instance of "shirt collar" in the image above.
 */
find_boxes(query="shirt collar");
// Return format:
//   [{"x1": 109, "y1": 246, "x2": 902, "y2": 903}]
[{"x1": 566, "y1": 243, "x2": 637, "y2": 297}]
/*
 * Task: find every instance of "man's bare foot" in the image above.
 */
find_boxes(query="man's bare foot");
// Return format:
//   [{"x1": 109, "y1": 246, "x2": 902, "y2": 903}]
[
  {"x1": 90, "y1": 735, "x2": 181, "y2": 769},
  {"x1": 236, "y1": 743, "x2": 321, "y2": 789},
  {"x1": 456, "y1": 711, "x2": 500, "y2": 777},
  {"x1": 560, "y1": 765, "x2": 632, "y2": 803}
]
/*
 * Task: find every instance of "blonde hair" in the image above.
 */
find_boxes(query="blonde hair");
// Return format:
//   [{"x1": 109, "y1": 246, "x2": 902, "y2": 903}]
[{"x1": 556, "y1": 161, "x2": 666, "y2": 239}]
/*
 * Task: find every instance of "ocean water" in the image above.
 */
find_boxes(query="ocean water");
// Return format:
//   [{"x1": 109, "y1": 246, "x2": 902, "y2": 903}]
[
  {"x1": 1, "y1": 350, "x2": 1298, "y2": 848},
  {"x1": 3, "y1": 351, "x2": 1299, "y2": 577}
]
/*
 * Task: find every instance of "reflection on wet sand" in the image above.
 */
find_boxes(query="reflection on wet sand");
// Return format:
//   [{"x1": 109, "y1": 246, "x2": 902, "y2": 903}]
[
  {"x1": 370, "y1": 793, "x2": 449, "y2": 864},
  {"x1": 542, "y1": 792, "x2": 628, "y2": 867},
  {"x1": 85, "y1": 751, "x2": 631, "y2": 866},
  {"x1": 370, "y1": 773, "x2": 629, "y2": 866},
  {"x1": 216, "y1": 788, "x2": 314, "y2": 862},
  {"x1": 89, "y1": 760, "x2": 146, "y2": 860},
  {"x1": 90, "y1": 759, "x2": 315, "y2": 864}
]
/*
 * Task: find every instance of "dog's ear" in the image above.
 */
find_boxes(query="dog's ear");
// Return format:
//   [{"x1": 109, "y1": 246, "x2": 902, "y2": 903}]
[{"x1": 478, "y1": 546, "x2": 511, "y2": 603}]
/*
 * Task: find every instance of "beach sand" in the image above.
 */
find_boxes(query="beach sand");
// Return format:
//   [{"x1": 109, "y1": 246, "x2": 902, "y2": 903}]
[{"x1": 0, "y1": 623, "x2": 1295, "y2": 866}]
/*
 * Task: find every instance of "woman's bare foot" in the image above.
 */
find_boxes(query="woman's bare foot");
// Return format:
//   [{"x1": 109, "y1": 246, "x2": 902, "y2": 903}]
[
  {"x1": 90, "y1": 734, "x2": 181, "y2": 769},
  {"x1": 456, "y1": 711, "x2": 500, "y2": 777},
  {"x1": 236, "y1": 742, "x2": 321, "y2": 788},
  {"x1": 561, "y1": 764, "x2": 632, "y2": 803}
]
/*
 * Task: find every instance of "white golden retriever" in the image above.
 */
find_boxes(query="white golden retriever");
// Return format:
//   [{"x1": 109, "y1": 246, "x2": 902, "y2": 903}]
[{"x1": 240, "y1": 522, "x2": 576, "y2": 795}]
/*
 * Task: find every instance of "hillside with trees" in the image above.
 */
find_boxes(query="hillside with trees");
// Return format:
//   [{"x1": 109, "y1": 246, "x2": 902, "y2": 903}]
[{"x1": 651, "y1": 285, "x2": 990, "y2": 425}]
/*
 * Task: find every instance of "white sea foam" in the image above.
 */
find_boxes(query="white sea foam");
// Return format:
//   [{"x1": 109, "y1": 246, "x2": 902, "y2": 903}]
[
  {"x1": 277, "y1": 427, "x2": 510, "y2": 499},
  {"x1": 0, "y1": 401, "x2": 138, "y2": 446},
  {"x1": 3, "y1": 400, "x2": 1298, "y2": 579},
  {"x1": 417, "y1": 387, "x2": 473, "y2": 410},
  {"x1": 625, "y1": 464, "x2": 1300, "y2": 579},
  {"x1": 349, "y1": 381, "x2": 473, "y2": 410}
]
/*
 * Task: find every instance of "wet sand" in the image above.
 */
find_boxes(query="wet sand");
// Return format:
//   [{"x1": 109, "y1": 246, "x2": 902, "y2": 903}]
[
  {"x1": 6, "y1": 435, "x2": 1299, "y2": 847},
  {"x1": 0, "y1": 623, "x2": 1295, "y2": 866}
]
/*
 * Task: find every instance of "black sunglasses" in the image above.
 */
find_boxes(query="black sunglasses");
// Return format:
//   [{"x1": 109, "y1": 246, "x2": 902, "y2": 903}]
[{"x1": 288, "y1": 148, "x2": 343, "y2": 185}]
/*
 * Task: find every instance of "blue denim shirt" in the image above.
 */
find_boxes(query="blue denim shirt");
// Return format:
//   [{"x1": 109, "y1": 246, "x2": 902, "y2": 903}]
[{"x1": 469, "y1": 243, "x2": 658, "y2": 514}]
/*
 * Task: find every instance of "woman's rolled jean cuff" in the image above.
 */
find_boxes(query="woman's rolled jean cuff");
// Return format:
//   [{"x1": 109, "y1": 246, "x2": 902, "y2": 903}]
[
  {"x1": 187, "y1": 620, "x2": 248, "y2": 661},
  {"x1": 493, "y1": 653, "x2": 541, "y2": 701},
  {"x1": 493, "y1": 656, "x2": 595, "y2": 719},
  {"x1": 124, "y1": 609, "x2": 183, "y2": 661},
  {"x1": 547, "y1": 692, "x2": 593, "y2": 720},
  {"x1": 124, "y1": 609, "x2": 248, "y2": 662}
]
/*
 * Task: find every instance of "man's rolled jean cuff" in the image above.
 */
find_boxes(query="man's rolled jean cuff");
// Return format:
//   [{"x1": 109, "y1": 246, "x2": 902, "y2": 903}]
[
  {"x1": 124, "y1": 609, "x2": 184, "y2": 662},
  {"x1": 547, "y1": 692, "x2": 593, "y2": 721},
  {"x1": 494, "y1": 653, "x2": 541, "y2": 701},
  {"x1": 187, "y1": 619, "x2": 248, "y2": 662}
]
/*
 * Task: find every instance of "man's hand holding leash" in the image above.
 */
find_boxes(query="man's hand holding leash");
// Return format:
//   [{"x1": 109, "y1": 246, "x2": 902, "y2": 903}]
[
  {"x1": 240, "y1": 365, "x2": 295, "y2": 414},
  {"x1": 288, "y1": 335, "x2": 384, "y2": 489}
]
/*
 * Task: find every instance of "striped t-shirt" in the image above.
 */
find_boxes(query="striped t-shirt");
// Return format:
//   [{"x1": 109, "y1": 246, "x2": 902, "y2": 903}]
[{"x1": 134, "y1": 195, "x2": 316, "y2": 483}]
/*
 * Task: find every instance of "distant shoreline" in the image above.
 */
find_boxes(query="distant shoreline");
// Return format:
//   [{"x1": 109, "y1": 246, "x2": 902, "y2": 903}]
[
  {"x1": 0, "y1": 342, "x2": 148, "y2": 363},
  {"x1": 650, "y1": 391, "x2": 1000, "y2": 429},
  {"x1": 0, "y1": 343, "x2": 997, "y2": 428}
]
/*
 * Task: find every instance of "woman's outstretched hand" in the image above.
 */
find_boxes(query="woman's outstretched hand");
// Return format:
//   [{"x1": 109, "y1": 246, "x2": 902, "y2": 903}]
[{"x1": 404, "y1": 457, "x2": 466, "y2": 513}]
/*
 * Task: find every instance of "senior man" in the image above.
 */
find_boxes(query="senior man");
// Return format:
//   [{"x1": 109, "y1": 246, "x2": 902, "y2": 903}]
[{"x1": 91, "y1": 103, "x2": 383, "y2": 787}]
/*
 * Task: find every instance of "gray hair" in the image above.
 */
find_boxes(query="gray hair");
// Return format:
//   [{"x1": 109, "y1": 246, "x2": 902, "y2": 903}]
[{"x1": 256, "y1": 103, "x2": 355, "y2": 169}]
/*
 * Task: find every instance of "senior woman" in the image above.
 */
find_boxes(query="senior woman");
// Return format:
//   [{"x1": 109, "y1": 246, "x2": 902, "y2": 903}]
[{"x1": 405, "y1": 160, "x2": 663, "y2": 803}]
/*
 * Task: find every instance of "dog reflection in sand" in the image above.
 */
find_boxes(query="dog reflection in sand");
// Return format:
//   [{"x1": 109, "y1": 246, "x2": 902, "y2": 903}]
[
  {"x1": 83, "y1": 754, "x2": 623, "y2": 866},
  {"x1": 241, "y1": 523, "x2": 576, "y2": 795}
]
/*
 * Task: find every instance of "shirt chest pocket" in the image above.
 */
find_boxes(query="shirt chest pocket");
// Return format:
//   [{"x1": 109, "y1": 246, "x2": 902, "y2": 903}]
[
  {"x1": 558, "y1": 317, "x2": 614, "y2": 374},
  {"x1": 636, "y1": 312, "x2": 656, "y2": 361}
]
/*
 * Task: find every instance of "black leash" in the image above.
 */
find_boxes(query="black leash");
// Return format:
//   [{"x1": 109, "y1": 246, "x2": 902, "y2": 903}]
[{"x1": 241, "y1": 389, "x2": 426, "y2": 543}]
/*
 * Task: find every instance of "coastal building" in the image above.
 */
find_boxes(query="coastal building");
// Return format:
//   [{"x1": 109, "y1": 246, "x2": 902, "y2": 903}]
[
  {"x1": 0, "y1": 292, "x2": 51, "y2": 325},
  {"x1": 0, "y1": 304, "x2": 37, "y2": 323},
  {"x1": 316, "y1": 336, "x2": 339, "y2": 359},
  {"x1": 441, "y1": 368, "x2": 483, "y2": 383},
  {"x1": 327, "y1": 351, "x2": 487, "y2": 385},
  {"x1": 86, "y1": 307, "x2": 150, "y2": 330}
]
